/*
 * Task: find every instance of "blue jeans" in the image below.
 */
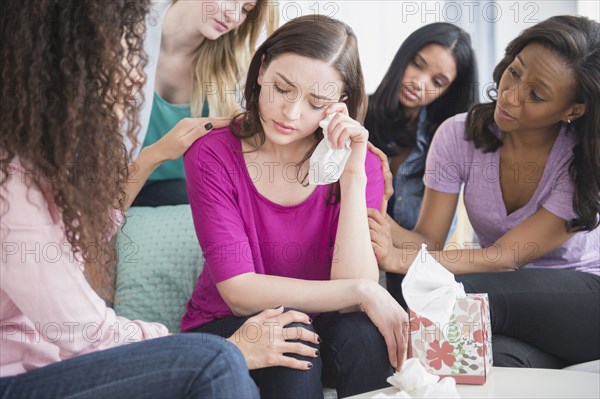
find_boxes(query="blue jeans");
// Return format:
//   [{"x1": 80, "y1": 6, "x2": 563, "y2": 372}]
[
  {"x1": 0, "y1": 334, "x2": 258, "y2": 399},
  {"x1": 195, "y1": 311, "x2": 394, "y2": 398}
]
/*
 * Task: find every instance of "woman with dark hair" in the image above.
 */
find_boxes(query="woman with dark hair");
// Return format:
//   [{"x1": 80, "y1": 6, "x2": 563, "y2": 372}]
[
  {"x1": 183, "y1": 15, "x2": 408, "y2": 398},
  {"x1": 0, "y1": 1, "x2": 318, "y2": 397},
  {"x1": 369, "y1": 15, "x2": 600, "y2": 368},
  {"x1": 364, "y1": 23, "x2": 478, "y2": 302},
  {"x1": 366, "y1": 23, "x2": 478, "y2": 223}
]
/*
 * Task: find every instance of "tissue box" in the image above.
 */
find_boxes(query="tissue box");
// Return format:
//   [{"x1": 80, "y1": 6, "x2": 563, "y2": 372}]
[{"x1": 407, "y1": 293, "x2": 493, "y2": 384}]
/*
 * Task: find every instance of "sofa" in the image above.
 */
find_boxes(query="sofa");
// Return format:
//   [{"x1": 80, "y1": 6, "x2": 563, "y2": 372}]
[
  {"x1": 113, "y1": 205, "x2": 598, "y2": 395},
  {"x1": 114, "y1": 205, "x2": 202, "y2": 333}
]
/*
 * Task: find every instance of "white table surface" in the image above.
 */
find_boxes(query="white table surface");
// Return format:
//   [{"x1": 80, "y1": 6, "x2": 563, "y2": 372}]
[{"x1": 350, "y1": 367, "x2": 600, "y2": 398}]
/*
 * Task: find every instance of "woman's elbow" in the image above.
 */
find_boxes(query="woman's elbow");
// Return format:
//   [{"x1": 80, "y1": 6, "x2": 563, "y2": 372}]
[
  {"x1": 490, "y1": 256, "x2": 522, "y2": 272},
  {"x1": 488, "y1": 243, "x2": 529, "y2": 272},
  {"x1": 230, "y1": 305, "x2": 252, "y2": 317},
  {"x1": 217, "y1": 281, "x2": 258, "y2": 317},
  {"x1": 221, "y1": 293, "x2": 256, "y2": 317}
]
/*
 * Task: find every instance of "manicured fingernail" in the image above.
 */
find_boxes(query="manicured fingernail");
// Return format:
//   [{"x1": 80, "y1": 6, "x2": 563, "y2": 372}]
[
  {"x1": 307, "y1": 363, "x2": 313, "y2": 369},
  {"x1": 308, "y1": 318, "x2": 313, "y2": 323},
  {"x1": 204, "y1": 123, "x2": 213, "y2": 130},
  {"x1": 315, "y1": 350, "x2": 320, "y2": 356},
  {"x1": 317, "y1": 336, "x2": 322, "y2": 343}
]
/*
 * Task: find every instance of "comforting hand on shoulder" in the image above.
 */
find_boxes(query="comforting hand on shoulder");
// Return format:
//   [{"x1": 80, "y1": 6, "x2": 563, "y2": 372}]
[
  {"x1": 151, "y1": 116, "x2": 231, "y2": 161},
  {"x1": 367, "y1": 142, "x2": 394, "y2": 213}
]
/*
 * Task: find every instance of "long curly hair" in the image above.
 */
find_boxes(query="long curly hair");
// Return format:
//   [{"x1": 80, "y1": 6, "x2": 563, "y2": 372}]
[
  {"x1": 465, "y1": 15, "x2": 600, "y2": 232},
  {"x1": 0, "y1": 0, "x2": 150, "y2": 299}
]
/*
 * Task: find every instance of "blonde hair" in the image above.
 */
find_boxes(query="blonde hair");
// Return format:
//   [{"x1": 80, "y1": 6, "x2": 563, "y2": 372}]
[{"x1": 173, "y1": 0, "x2": 278, "y2": 117}]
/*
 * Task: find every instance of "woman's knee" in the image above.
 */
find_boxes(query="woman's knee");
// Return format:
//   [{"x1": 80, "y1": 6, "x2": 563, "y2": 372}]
[
  {"x1": 245, "y1": 310, "x2": 323, "y2": 396},
  {"x1": 164, "y1": 334, "x2": 246, "y2": 367},
  {"x1": 320, "y1": 312, "x2": 387, "y2": 354},
  {"x1": 280, "y1": 309, "x2": 319, "y2": 351},
  {"x1": 172, "y1": 334, "x2": 253, "y2": 384},
  {"x1": 172, "y1": 335, "x2": 258, "y2": 398},
  {"x1": 492, "y1": 335, "x2": 567, "y2": 369},
  {"x1": 213, "y1": 337, "x2": 249, "y2": 369}
]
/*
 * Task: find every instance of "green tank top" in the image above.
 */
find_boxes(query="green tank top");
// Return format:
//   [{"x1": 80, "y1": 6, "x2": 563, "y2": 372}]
[{"x1": 142, "y1": 92, "x2": 209, "y2": 182}]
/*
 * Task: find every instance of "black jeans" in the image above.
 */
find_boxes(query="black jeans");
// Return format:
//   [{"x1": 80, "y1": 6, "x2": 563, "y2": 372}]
[
  {"x1": 193, "y1": 311, "x2": 394, "y2": 399},
  {"x1": 132, "y1": 179, "x2": 189, "y2": 207},
  {"x1": 387, "y1": 269, "x2": 600, "y2": 367}
]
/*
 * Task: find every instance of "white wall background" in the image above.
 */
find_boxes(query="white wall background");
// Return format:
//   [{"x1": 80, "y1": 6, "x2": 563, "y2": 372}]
[{"x1": 277, "y1": 1, "x2": 599, "y2": 96}]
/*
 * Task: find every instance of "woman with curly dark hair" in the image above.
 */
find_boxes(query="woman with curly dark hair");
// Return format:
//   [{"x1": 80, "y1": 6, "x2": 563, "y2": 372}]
[
  {"x1": 0, "y1": 1, "x2": 317, "y2": 397},
  {"x1": 369, "y1": 15, "x2": 600, "y2": 368}
]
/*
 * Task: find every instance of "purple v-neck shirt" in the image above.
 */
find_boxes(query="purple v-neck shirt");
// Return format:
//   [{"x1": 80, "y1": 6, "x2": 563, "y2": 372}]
[
  {"x1": 424, "y1": 113, "x2": 599, "y2": 273},
  {"x1": 181, "y1": 128, "x2": 384, "y2": 331}
]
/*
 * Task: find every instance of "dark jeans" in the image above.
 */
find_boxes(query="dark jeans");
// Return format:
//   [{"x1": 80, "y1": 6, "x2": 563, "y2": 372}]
[
  {"x1": 194, "y1": 311, "x2": 394, "y2": 399},
  {"x1": 0, "y1": 334, "x2": 258, "y2": 399},
  {"x1": 132, "y1": 179, "x2": 189, "y2": 207},
  {"x1": 387, "y1": 269, "x2": 600, "y2": 367}
]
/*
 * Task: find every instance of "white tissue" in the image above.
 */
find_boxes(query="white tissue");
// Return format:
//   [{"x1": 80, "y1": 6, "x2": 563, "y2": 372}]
[
  {"x1": 415, "y1": 377, "x2": 460, "y2": 399},
  {"x1": 308, "y1": 113, "x2": 352, "y2": 185},
  {"x1": 387, "y1": 358, "x2": 439, "y2": 392},
  {"x1": 401, "y1": 244, "x2": 466, "y2": 326},
  {"x1": 385, "y1": 358, "x2": 461, "y2": 398}
]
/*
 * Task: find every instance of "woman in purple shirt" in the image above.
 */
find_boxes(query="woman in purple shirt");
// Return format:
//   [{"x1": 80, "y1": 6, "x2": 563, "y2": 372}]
[
  {"x1": 183, "y1": 15, "x2": 409, "y2": 398},
  {"x1": 369, "y1": 16, "x2": 600, "y2": 368}
]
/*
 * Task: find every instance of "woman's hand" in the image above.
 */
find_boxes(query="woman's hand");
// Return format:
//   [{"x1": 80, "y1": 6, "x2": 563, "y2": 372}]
[
  {"x1": 325, "y1": 103, "x2": 369, "y2": 149},
  {"x1": 367, "y1": 142, "x2": 394, "y2": 214},
  {"x1": 367, "y1": 208, "x2": 400, "y2": 272},
  {"x1": 227, "y1": 307, "x2": 320, "y2": 371},
  {"x1": 358, "y1": 281, "x2": 409, "y2": 371},
  {"x1": 324, "y1": 103, "x2": 369, "y2": 178},
  {"x1": 148, "y1": 116, "x2": 231, "y2": 162},
  {"x1": 119, "y1": 117, "x2": 231, "y2": 211}
]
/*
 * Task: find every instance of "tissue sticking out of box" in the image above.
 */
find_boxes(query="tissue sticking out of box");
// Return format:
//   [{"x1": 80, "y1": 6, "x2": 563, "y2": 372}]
[
  {"x1": 401, "y1": 244, "x2": 466, "y2": 326},
  {"x1": 309, "y1": 113, "x2": 352, "y2": 185}
]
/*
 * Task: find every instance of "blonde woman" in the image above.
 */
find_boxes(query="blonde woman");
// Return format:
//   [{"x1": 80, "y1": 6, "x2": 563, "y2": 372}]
[{"x1": 132, "y1": 0, "x2": 277, "y2": 206}]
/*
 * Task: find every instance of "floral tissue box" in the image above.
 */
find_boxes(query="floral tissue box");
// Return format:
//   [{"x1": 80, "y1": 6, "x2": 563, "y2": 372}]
[{"x1": 407, "y1": 293, "x2": 493, "y2": 384}]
